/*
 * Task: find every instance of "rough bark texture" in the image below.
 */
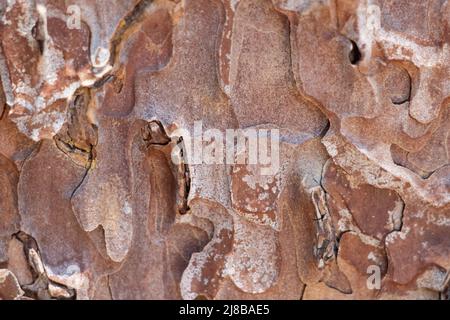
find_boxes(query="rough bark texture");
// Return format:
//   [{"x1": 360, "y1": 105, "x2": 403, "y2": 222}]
[{"x1": 0, "y1": 0, "x2": 449, "y2": 300}]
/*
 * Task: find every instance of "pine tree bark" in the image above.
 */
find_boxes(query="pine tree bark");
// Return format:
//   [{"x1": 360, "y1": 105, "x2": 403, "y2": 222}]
[{"x1": 0, "y1": 0, "x2": 449, "y2": 300}]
